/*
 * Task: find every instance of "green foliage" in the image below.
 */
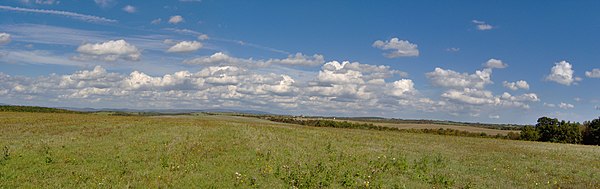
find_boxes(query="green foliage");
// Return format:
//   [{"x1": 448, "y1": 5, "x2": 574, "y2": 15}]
[
  {"x1": 534, "y1": 117, "x2": 582, "y2": 144},
  {"x1": 1, "y1": 146, "x2": 9, "y2": 165},
  {"x1": 583, "y1": 117, "x2": 600, "y2": 145},
  {"x1": 536, "y1": 117, "x2": 560, "y2": 142},
  {"x1": 520, "y1": 117, "x2": 593, "y2": 144},
  {"x1": 506, "y1": 131, "x2": 521, "y2": 140},
  {"x1": 0, "y1": 105, "x2": 79, "y2": 113},
  {"x1": 520, "y1": 126, "x2": 540, "y2": 141},
  {"x1": 558, "y1": 121, "x2": 583, "y2": 144}
]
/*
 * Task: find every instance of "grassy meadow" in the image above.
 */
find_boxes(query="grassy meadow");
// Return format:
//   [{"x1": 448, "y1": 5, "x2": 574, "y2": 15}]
[
  {"x1": 295, "y1": 118, "x2": 518, "y2": 136},
  {"x1": 1, "y1": 112, "x2": 599, "y2": 188}
]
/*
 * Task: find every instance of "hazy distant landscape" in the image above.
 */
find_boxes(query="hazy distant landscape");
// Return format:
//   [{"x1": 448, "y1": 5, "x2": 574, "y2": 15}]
[{"x1": 1, "y1": 106, "x2": 599, "y2": 188}]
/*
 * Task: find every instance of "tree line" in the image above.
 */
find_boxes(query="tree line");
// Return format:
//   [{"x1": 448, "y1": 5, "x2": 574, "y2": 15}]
[
  {"x1": 265, "y1": 117, "x2": 519, "y2": 140},
  {"x1": 264, "y1": 116, "x2": 600, "y2": 146},
  {"x1": 0, "y1": 105, "x2": 79, "y2": 113},
  {"x1": 520, "y1": 117, "x2": 600, "y2": 145}
]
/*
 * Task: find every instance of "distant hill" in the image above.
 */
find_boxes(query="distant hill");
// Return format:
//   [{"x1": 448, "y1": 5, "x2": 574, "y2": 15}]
[
  {"x1": 0, "y1": 104, "x2": 522, "y2": 128},
  {"x1": 201, "y1": 108, "x2": 272, "y2": 115},
  {"x1": 59, "y1": 107, "x2": 272, "y2": 115},
  {"x1": 0, "y1": 105, "x2": 80, "y2": 113},
  {"x1": 266, "y1": 115, "x2": 526, "y2": 130}
]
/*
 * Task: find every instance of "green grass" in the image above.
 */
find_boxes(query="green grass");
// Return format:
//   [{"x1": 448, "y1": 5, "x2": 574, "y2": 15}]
[
  {"x1": 1, "y1": 112, "x2": 599, "y2": 188},
  {"x1": 316, "y1": 118, "x2": 519, "y2": 136}
]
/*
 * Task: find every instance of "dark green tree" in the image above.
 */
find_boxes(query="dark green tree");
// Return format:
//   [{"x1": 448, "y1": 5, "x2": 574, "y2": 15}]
[
  {"x1": 536, "y1": 117, "x2": 560, "y2": 142},
  {"x1": 583, "y1": 117, "x2": 600, "y2": 145},
  {"x1": 533, "y1": 117, "x2": 582, "y2": 144},
  {"x1": 558, "y1": 121, "x2": 582, "y2": 144},
  {"x1": 520, "y1": 125, "x2": 539, "y2": 141}
]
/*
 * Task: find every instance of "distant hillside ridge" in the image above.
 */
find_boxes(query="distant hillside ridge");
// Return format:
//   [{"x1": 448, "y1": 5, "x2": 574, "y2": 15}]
[{"x1": 0, "y1": 105, "x2": 80, "y2": 113}]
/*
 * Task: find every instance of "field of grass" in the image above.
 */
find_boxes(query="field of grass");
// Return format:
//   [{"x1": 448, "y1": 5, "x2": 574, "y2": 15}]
[
  {"x1": 297, "y1": 118, "x2": 518, "y2": 136},
  {"x1": 1, "y1": 112, "x2": 599, "y2": 188}
]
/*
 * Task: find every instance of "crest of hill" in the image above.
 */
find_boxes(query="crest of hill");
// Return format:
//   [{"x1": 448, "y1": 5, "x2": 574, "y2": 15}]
[{"x1": 0, "y1": 105, "x2": 79, "y2": 113}]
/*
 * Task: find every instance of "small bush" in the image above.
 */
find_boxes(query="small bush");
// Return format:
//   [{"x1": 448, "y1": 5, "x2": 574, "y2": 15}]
[{"x1": 520, "y1": 126, "x2": 539, "y2": 141}]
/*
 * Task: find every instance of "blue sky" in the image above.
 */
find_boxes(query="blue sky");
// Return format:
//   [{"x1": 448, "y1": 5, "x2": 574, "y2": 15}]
[{"x1": 1, "y1": 0, "x2": 599, "y2": 124}]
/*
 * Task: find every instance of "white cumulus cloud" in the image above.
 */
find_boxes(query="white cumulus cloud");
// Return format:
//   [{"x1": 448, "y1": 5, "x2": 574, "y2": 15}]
[
  {"x1": 122, "y1": 5, "x2": 136, "y2": 13},
  {"x1": 472, "y1": 20, "x2": 494, "y2": 31},
  {"x1": 198, "y1": 34, "x2": 209, "y2": 40},
  {"x1": 0, "y1": 33, "x2": 10, "y2": 45},
  {"x1": 318, "y1": 61, "x2": 406, "y2": 84},
  {"x1": 544, "y1": 102, "x2": 575, "y2": 109},
  {"x1": 301, "y1": 60, "x2": 410, "y2": 102},
  {"x1": 442, "y1": 89, "x2": 537, "y2": 109},
  {"x1": 442, "y1": 88, "x2": 498, "y2": 105},
  {"x1": 169, "y1": 15, "x2": 184, "y2": 24},
  {"x1": 446, "y1": 47, "x2": 460, "y2": 52},
  {"x1": 0, "y1": 59, "x2": 547, "y2": 121},
  {"x1": 151, "y1": 18, "x2": 161, "y2": 24},
  {"x1": 94, "y1": 0, "x2": 114, "y2": 7},
  {"x1": 546, "y1": 61, "x2": 580, "y2": 86},
  {"x1": 183, "y1": 52, "x2": 245, "y2": 65},
  {"x1": 585, "y1": 68, "x2": 600, "y2": 78},
  {"x1": 543, "y1": 103, "x2": 556, "y2": 108},
  {"x1": 559, "y1": 102, "x2": 574, "y2": 109},
  {"x1": 372, "y1": 38, "x2": 419, "y2": 58},
  {"x1": 184, "y1": 52, "x2": 327, "y2": 67},
  {"x1": 75, "y1": 39, "x2": 141, "y2": 62},
  {"x1": 484, "y1": 59, "x2": 507, "y2": 69},
  {"x1": 266, "y1": 53, "x2": 325, "y2": 66},
  {"x1": 167, "y1": 41, "x2": 202, "y2": 53},
  {"x1": 388, "y1": 79, "x2": 416, "y2": 97},
  {"x1": 503, "y1": 80, "x2": 529, "y2": 91},
  {"x1": 426, "y1": 68, "x2": 493, "y2": 89},
  {"x1": 427, "y1": 65, "x2": 540, "y2": 114}
]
